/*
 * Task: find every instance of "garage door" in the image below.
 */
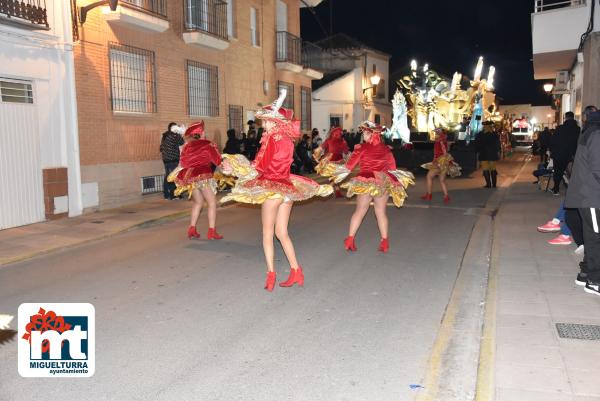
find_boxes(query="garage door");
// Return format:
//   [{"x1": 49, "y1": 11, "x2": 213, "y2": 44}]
[{"x1": 0, "y1": 79, "x2": 44, "y2": 230}]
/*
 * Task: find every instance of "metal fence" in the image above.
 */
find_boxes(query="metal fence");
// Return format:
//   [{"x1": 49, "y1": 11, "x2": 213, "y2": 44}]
[
  {"x1": 301, "y1": 41, "x2": 325, "y2": 71},
  {"x1": 187, "y1": 60, "x2": 219, "y2": 117},
  {"x1": 108, "y1": 43, "x2": 157, "y2": 113},
  {"x1": 276, "y1": 31, "x2": 302, "y2": 65},
  {"x1": 534, "y1": 0, "x2": 585, "y2": 12},
  {"x1": 0, "y1": 0, "x2": 48, "y2": 28},
  {"x1": 121, "y1": 0, "x2": 167, "y2": 17},
  {"x1": 184, "y1": 0, "x2": 228, "y2": 40}
]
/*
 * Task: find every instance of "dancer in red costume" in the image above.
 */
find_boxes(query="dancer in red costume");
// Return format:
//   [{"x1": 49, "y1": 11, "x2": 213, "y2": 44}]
[
  {"x1": 315, "y1": 127, "x2": 349, "y2": 198},
  {"x1": 319, "y1": 121, "x2": 414, "y2": 253},
  {"x1": 420, "y1": 128, "x2": 461, "y2": 204},
  {"x1": 168, "y1": 121, "x2": 224, "y2": 240},
  {"x1": 221, "y1": 90, "x2": 332, "y2": 291}
]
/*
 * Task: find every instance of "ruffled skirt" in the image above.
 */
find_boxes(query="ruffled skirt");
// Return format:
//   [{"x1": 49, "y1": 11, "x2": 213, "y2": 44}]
[
  {"x1": 168, "y1": 167, "x2": 217, "y2": 198},
  {"x1": 421, "y1": 154, "x2": 462, "y2": 177},
  {"x1": 220, "y1": 154, "x2": 333, "y2": 204},
  {"x1": 342, "y1": 170, "x2": 414, "y2": 207}
]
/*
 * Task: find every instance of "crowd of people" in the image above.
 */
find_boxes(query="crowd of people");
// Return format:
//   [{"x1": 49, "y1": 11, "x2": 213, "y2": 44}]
[{"x1": 535, "y1": 107, "x2": 600, "y2": 297}]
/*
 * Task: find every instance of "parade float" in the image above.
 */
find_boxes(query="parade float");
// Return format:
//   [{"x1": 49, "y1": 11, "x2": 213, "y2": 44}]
[{"x1": 392, "y1": 57, "x2": 502, "y2": 172}]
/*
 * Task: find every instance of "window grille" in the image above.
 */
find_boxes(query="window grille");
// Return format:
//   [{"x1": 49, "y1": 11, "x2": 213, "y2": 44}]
[
  {"x1": 108, "y1": 43, "x2": 157, "y2": 113},
  {"x1": 140, "y1": 175, "x2": 163, "y2": 194},
  {"x1": 121, "y1": 0, "x2": 167, "y2": 17},
  {"x1": 277, "y1": 81, "x2": 294, "y2": 113},
  {"x1": 0, "y1": 79, "x2": 33, "y2": 104},
  {"x1": 187, "y1": 60, "x2": 219, "y2": 117},
  {"x1": 228, "y1": 105, "x2": 243, "y2": 134},
  {"x1": 300, "y1": 86, "x2": 311, "y2": 131}
]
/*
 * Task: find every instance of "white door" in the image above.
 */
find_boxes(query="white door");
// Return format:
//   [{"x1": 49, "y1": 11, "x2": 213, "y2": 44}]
[{"x1": 0, "y1": 80, "x2": 44, "y2": 229}]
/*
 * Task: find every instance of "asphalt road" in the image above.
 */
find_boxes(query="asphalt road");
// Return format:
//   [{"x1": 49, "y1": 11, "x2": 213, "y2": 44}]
[{"x1": 0, "y1": 156, "x2": 525, "y2": 401}]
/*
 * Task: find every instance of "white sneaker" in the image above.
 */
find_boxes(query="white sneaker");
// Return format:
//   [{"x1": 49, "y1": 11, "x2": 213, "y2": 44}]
[{"x1": 575, "y1": 245, "x2": 585, "y2": 255}]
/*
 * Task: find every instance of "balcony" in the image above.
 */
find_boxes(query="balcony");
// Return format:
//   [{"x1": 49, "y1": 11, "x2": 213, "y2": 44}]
[
  {"x1": 301, "y1": 41, "x2": 324, "y2": 79},
  {"x1": 531, "y1": 0, "x2": 597, "y2": 79},
  {"x1": 103, "y1": 0, "x2": 169, "y2": 33},
  {"x1": 276, "y1": 31, "x2": 303, "y2": 73},
  {"x1": 183, "y1": 0, "x2": 229, "y2": 50},
  {"x1": 0, "y1": 0, "x2": 49, "y2": 30}
]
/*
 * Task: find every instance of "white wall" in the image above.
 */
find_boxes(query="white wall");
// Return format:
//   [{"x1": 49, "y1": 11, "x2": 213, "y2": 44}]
[
  {"x1": 0, "y1": 0, "x2": 82, "y2": 218},
  {"x1": 312, "y1": 69, "x2": 360, "y2": 131}
]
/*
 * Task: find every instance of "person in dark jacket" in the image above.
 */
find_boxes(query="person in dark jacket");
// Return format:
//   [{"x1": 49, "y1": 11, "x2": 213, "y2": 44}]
[
  {"x1": 160, "y1": 122, "x2": 184, "y2": 199},
  {"x1": 475, "y1": 121, "x2": 501, "y2": 188},
  {"x1": 550, "y1": 112, "x2": 580, "y2": 195},
  {"x1": 244, "y1": 130, "x2": 258, "y2": 160},
  {"x1": 538, "y1": 127, "x2": 552, "y2": 163},
  {"x1": 564, "y1": 110, "x2": 600, "y2": 296},
  {"x1": 223, "y1": 129, "x2": 241, "y2": 154}
]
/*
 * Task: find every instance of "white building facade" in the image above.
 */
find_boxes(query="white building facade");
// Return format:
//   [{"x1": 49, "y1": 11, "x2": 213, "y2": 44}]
[
  {"x1": 0, "y1": 0, "x2": 82, "y2": 229},
  {"x1": 531, "y1": 0, "x2": 600, "y2": 122},
  {"x1": 311, "y1": 36, "x2": 392, "y2": 134}
]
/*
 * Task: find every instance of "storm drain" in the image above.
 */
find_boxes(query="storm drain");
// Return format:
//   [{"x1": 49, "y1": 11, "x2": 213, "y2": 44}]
[{"x1": 556, "y1": 323, "x2": 600, "y2": 340}]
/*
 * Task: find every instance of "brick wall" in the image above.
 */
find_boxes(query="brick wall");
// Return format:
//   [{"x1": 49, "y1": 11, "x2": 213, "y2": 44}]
[{"x1": 74, "y1": 0, "x2": 313, "y2": 208}]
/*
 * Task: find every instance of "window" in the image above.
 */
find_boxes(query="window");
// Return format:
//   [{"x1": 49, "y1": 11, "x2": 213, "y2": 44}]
[
  {"x1": 250, "y1": 7, "x2": 259, "y2": 46},
  {"x1": 374, "y1": 114, "x2": 381, "y2": 124},
  {"x1": 109, "y1": 43, "x2": 157, "y2": 113},
  {"x1": 300, "y1": 86, "x2": 311, "y2": 131},
  {"x1": 186, "y1": 0, "x2": 209, "y2": 31},
  {"x1": 187, "y1": 60, "x2": 219, "y2": 117},
  {"x1": 0, "y1": 79, "x2": 33, "y2": 104},
  {"x1": 329, "y1": 114, "x2": 342, "y2": 128},
  {"x1": 228, "y1": 105, "x2": 243, "y2": 134},
  {"x1": 226, "y1": 0, "x2": 236, "y2": 37},
  {"x1": 277, "y1": 81, "x2": 294, "y2": 112}
]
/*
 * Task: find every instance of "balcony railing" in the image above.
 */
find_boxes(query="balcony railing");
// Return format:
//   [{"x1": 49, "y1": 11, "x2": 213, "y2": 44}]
[
  {"x1": 276, "y1": 31, "x2": 302, "y2": 65},
  {"x1": 121, "y1": 0, "x2": 167, "y2": 18},
  {"x1": 534, "y1": 0, "x2": 585, "y2": 13},
  {"x1": 0, "y1": 0, "x2": 48, "y2": 28},
  {"x1": 184, "y1": 0, "x2": 227, "y2": 40},
  {"x1": 302, "y1": 41, "x2": 325, "y2": 70}
]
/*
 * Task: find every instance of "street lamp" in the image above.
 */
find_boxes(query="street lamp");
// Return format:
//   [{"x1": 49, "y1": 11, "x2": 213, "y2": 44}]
[
  {"x1": 363, "y1": 74, "x2": 381, "y2": 98},
  {"x1": 370, "y1": 74, "x2": 381, "y2": 86},
  {"x1": 543, "y1": 83, "x2": 554, "y2": 93},
  {"x1": 80, "y1": 0, "x2": 119, "y2": 24}
]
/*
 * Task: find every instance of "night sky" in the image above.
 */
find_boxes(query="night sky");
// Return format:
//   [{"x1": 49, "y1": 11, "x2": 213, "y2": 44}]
[{"x1": 300, "y1": 0, "x2": 551, "y2": 106}]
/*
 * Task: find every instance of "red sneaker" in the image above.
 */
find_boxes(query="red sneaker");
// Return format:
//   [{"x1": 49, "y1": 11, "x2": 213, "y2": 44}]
[
  {"x1": 548, "y1": 235, "x2": 572, "y2": 245},
  {"x1": 537, "y1": 220, "x2": 561, "y2": 233}
]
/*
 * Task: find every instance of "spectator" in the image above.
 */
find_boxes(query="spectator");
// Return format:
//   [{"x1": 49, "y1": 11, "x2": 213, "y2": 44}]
[
  {"x1": 160, "y1": 122, "x2": 184, "y2": 200},
  {"x1": 312, "y1": 128, "x2": 323, "y2": 149},
  {"x1": 550, "y1": 112, "x2": 580, "y2": 195},
  {"x1": 538, "y1": 127, "x2": 552, "y2": 163},
  {"x1": 564, "y1": 109, "x2": 600, "y2": 296},
  {"x1": 223, "y1": 128, "x2": 241, "y2": 154},
  {"x1": 244, "y1": 130, "x2": 259, "y2": 161},
  {"x1": 296, "y1": 134, "x2": 315, "y2": 173},
  {"x1": 475, "y1": 121, "x2": 501, "y2": 188}
]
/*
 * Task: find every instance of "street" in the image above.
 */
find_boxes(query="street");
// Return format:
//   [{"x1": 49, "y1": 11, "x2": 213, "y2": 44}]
[{"x1": 0, "y1": 155, "x2": 527, "y2": 401}]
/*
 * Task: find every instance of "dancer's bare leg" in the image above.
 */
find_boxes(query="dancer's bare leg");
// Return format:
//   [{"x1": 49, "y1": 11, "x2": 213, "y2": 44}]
[
  {"x1": 190, "y1": 189, "x2": 205, "y2": 227},
  {"x1": 373, "y1": 194, "x2": 389, "y2": 239},
  {"x1": 274, "y1": 201, "x2": 300, "y2": 270},
  {"x1": 439, "y1": 174, "x2": 448, "y2": 197},
  {"x1": 348, "y1": 194, "x2": 372, "y2": 237},
  {"x1": 262, "y1": 198, "x2": 283, "y2": 272},
  {"x1": 426, "y1": 170, "x2": 435, "y2": 194},
  {"x1": 201, "y1": 187, "x2": 217, "y2": 228}
]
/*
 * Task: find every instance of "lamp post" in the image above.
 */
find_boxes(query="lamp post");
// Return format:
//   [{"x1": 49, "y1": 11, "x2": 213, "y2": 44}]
[
  {"x1": 363, "y1": 74, "x2": 381, "y2": 98},
  {"x1": 543, "y1": 83, "x2": 554, "y2": 94}
]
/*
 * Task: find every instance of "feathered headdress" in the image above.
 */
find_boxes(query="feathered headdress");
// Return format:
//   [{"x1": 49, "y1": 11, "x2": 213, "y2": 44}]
[
  {"x1": 359, "y1": 121, "x2": 384, "y2": 145},
  {"x1": 255, "y1": 89, "x2": 294, "y2": 122}
]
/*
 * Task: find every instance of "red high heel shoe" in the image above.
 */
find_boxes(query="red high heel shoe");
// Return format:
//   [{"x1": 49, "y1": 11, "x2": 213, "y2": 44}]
[
  {"x1": 187, "y1": 226, "x2": 200, "y2": 239},
  {"x1": 265, "y1": 271, "x2": 276, "y2": 292},
  {"x1": 420, "y1": 193, "x2": 432, "y2": 201},
  {"x1": 279, "y1": 266, "x2": 304, "y2": 287},
  {"x1": 344, "y1": 236, "x2": 357, "y2": 251},
  {"x1": 378, "y1": 238, "x2": 389, "y2": 253},
  {"x1": 443, "y1": 195, "x2": 450, "y2": 204},
  {"x1": 207, "y1": 227, "x2": 223, "y2": 240}
]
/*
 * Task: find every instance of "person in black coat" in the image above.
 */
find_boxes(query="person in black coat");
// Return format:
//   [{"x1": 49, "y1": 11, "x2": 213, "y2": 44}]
[
  {"x1": 538, "y1": 127, "x2": 552, "y2": 163},
  {"x1": 160, "y1": 122, "x2": 184, "y2": 199},
  {"x1": 475, "y1": 121, "x2": 501, "y2": 188},
  {"x1": 550, "y1": 112, "x2": 580, "y2": 195},
  {"x1": 223, "y1": 129, "x2": 241, "y2": 154}
]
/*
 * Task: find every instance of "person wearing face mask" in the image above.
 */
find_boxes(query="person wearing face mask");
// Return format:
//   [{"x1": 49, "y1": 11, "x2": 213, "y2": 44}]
[
  {"x1": 318, "y1": 121, "x2": 414, "y2": 253},
  {"x1": 160, "y1": 122, "x2": 185, "y2": 200}
]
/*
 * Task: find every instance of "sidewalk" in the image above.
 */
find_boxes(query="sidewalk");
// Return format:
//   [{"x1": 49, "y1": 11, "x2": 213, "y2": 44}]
[
  {"x1": 0, "y1": 195, "x2": 191, "y2": 266},
  {"x1": 492, "y1": 158, "x2": 600, "y2": 401}
]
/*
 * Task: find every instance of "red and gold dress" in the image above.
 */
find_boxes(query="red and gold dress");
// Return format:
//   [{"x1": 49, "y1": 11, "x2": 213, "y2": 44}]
[
  {"x1": 168, "y1": 122, "x2": 222, "y2": 197},
  {"x1": 221, "y1": 101, "x2": 332, "y2": 204},
  {"x1": 421, "y1": 134, "x2": 462, "y2": 177},
  {"x1": 319, "y1": 122, "x2": 414, "y2": 207},
  {"x1": 315, "y1": 127, "x2": 349, "y2": 174}
]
